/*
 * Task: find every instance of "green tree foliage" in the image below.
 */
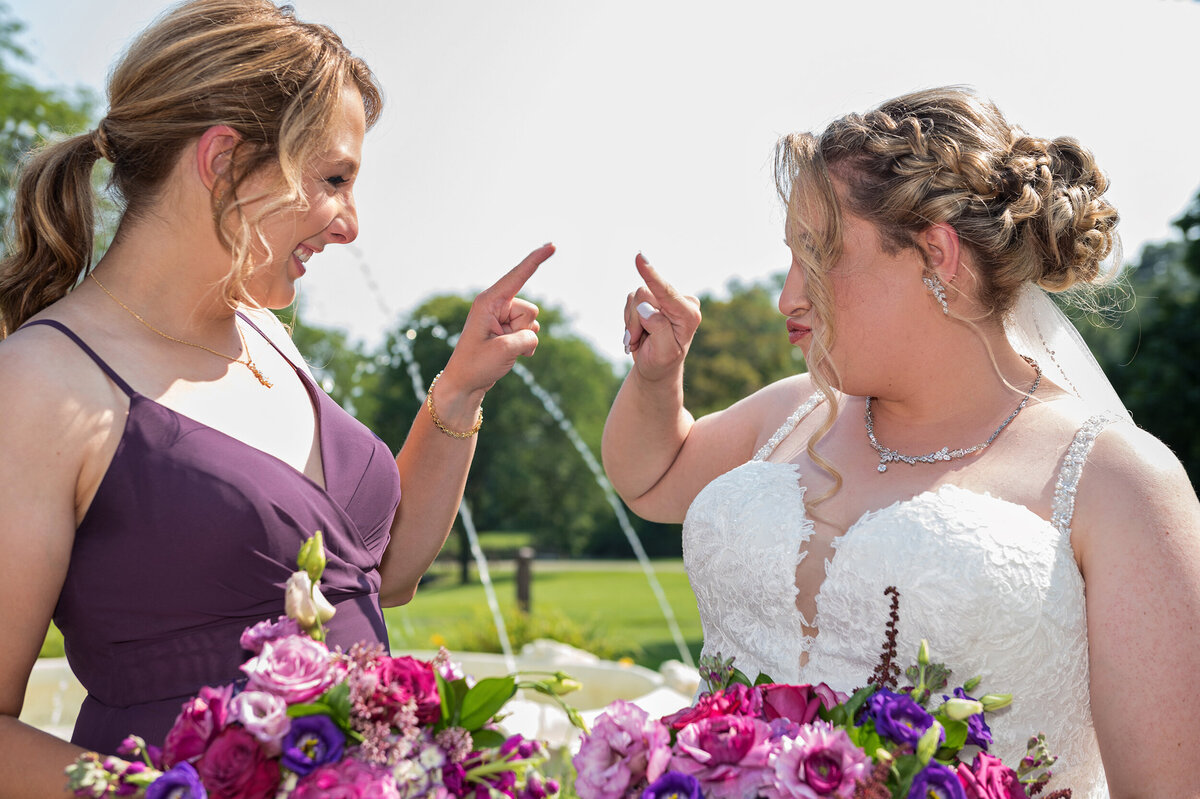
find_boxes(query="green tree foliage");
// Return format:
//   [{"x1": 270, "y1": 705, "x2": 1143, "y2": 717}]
[
  {"x1": 684, "y1": 274, "x2": 805, "y2": 417},
  {"x1": 1075, "y1": 189, "x2": 1200, "y2": 487},
  {"x1": 0, "y1": 5, "x2": 95, "y2": 223},
  {"x1": 275, "y1": 307, "x2": 381, "y2": 422}
]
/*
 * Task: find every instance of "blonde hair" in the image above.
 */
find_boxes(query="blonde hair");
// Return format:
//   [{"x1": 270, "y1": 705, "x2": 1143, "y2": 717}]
[
  {"x1": 0, "y1": 0, "x2": 382, "y2": 336},
  {"x1": 774, "y1": 86, "x2": 1119, "y2": 502}
]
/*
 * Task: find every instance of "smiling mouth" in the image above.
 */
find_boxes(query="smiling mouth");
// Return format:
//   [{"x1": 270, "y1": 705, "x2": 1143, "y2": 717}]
[{"x1": 293, "y1": 246, "x2": 313, "y2": 264}]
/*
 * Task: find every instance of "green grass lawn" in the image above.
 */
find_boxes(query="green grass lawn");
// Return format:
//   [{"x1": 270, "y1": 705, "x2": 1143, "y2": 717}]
[{"x1": 385, "y1": 559, "x2": 702, "y2": 670}]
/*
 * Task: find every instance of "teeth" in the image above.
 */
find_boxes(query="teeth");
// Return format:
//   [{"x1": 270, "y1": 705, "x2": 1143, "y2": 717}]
[{"x1": 293, "y1": 247, "x2": 312, "y2": 263}]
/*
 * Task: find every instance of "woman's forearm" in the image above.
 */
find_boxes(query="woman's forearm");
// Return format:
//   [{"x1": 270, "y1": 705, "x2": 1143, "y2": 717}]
[{"x1": 0, "y1": 716, "x2": 86, "y2": 799}]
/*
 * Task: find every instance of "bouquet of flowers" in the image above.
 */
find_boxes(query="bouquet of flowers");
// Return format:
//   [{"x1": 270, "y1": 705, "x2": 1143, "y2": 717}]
[
  {"x1": 573, "y1": 587, "x2": 1067, "y2": 799},
  {"x1": 66, "y1": 533, "x2": 582, "y2": 799}
]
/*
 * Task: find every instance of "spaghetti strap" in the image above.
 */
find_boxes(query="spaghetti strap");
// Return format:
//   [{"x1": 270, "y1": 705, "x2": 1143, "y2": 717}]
[
  {"x1": 753, "y1": 391, "x2": 826, "y2": 461},
  {"x1": 235, "y1": 310, "x2": 307, "y2": 377},
  {"x1": 20, "y1": 319, "x2": 136, "y2": 397}
]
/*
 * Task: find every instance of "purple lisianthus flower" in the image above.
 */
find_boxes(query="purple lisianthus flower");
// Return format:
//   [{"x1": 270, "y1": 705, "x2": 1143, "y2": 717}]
[
  {"x1": 573, "y1": 700, "x2": 672, "y2": 799},
  {"x1": 765, "y1": 721, "x2": 869, "y2": 799},
  {"x1": 864, "y1": 688, "x2": 938, "y2": 748},
  {"x1": 281, "y1": 715, "x2": 345, "y2": 776},
  {"x1": 146, "y1": 762, "x2": 207, "y2": 799},
  {"x1": 952, "y1": 688, "x2": 993, "y2": 750},
  {"x1": 908, "y1": 762, "x2": 967, "y2": 799},
  {"x1": 239, "y1": 616, "x2": 302, "y2": 654},
  {"x1": 642, "y1": 771, "x2": 703, "y2": 799},
  {"x1": 671, "y1": 714, "x2": 773, "y2": 799}
]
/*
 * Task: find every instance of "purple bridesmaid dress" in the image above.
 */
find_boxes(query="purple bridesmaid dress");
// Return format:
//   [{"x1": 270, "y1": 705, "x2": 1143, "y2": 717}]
[{"x1": 23, "y1": 316, "x2": 402, "y2": 754}]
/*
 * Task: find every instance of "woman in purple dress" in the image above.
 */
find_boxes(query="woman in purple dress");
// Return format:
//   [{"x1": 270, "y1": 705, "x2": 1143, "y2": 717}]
[{"x1": 0, "y1": 0, "x2": 552, "y2": 793}]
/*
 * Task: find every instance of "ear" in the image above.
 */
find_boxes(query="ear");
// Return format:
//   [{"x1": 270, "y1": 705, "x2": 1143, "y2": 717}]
[
  {"x1": 195, "y1": 125, "x2": 241, "y2": 192},
  {"x1": 917, "y1": 223, "x2": 961, "y2": 283}
]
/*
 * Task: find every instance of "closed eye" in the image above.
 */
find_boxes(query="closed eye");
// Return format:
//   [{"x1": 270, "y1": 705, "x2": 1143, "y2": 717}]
[{"x1": 325, "y1": 175, "x2": 348, "y2": 188}]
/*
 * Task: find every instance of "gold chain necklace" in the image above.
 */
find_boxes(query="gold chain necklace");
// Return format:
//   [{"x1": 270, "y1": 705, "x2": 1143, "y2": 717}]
[{"x1": 89, "y1": 272, "x2": 273, "y2": 388}]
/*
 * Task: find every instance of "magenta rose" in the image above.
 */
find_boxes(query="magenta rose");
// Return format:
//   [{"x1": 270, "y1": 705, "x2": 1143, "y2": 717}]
[
  {"x1": 661, "y1": 683, "x2": 764, "y2": 731},
  {"x1": 359, "y1": 655, "x2": 440, "y2": 724},
  {"x1": 671, "y1": 714, "x2": 774, "y2": 799},
  {"x1": 760, "y1": 683, "x2": 844, "y2": 726},
  {"x1": 574, "y1": 700, "x2": 672, "y2": 799},
  {"x1": 957, "y1": 753, "x2": 1029, "y2": 799},
  {"x1": 195, "y1": 726, "x2": 280, "y2": 799},
  {"x1": 291, "y1": 756, "x2": 401, "y2": 799},
  {"x1": 241, "y1": 635, "x2": 339, "y2": 704},
  {"x1": 163, "y1": 684, "x2": 234, "y2": 766}
]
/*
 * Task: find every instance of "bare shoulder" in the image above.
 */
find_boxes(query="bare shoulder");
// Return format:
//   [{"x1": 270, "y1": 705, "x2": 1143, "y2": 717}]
[
  {"x1": 1071, "y1": 414, "x2": 1199, "y2": 563},
  {"x1": 704, "y1": 371, "x2": 819, "y2": 447}
]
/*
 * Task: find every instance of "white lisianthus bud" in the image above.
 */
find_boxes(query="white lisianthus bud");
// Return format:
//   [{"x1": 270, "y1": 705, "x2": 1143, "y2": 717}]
[
  {"x1": 941, "y1": 697, "x2": 985, "y2": 721},
  {"x1": 284, "y1": 571, "x2": 336, "y2": 630},
  {"x1": 979, "y1": 693, "x2": 1012, "y2": 712}
]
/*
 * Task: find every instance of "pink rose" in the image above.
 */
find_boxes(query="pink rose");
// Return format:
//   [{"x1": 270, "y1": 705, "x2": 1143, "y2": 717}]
[
  {"x1": 241, "y1": 635, "x2": 339, "y2": 704},
  {"x1": 661, "y1": 684, "x2": 764, "y2": 731},
  {"x1": 195, "y1": 726, "x2": 280, "y2": 799},
  {"x1": 291, "y1": 757, "x2": 401, "y2": 799},
  {"x1": 229, "y1": 690, "x2": 291, "y2": 756},
  {"x1": 671, "y1": 715, "x2": 774, "y2": 799},
  {"x1": 360, "y1": 655, "x2": 440, "y2": 724},
  {"x1": 239, "y1": 616, "x2": 302, "y2": 654},
  {"x1": 163, "y1": 684, "x2": 234, "y2": 766},
  {"x1": 957, "y1": 753, "x2": 1029, "y2": 799},
  {"x1": 574, "y1": 700, "x2": 672, "y2": 799},
  {"x1": 760, "y1": 683, "x2": 844, "y2": 726}
]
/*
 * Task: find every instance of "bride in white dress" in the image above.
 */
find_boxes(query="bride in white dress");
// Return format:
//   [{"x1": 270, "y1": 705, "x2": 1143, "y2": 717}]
[{"x1": 602, "y1": 87, "x2": 1200, "y2": 799}]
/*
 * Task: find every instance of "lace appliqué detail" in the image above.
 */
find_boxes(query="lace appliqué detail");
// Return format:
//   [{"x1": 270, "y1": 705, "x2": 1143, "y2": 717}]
[
  {"x1": 1051, "y1": 411, "x2": 1123, "y2": 535},
  {"x1": 752, "y1": 392, "x2": 825, "y2": 462}
]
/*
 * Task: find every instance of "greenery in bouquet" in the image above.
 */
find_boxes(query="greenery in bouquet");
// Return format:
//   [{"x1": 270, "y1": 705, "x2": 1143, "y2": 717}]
[
  {"x1": 66, "y1": 533, "x2": 584, "y2": 799},
  {"x1": 573, "y1": 588, "x2": 1067, "y2": 799}
]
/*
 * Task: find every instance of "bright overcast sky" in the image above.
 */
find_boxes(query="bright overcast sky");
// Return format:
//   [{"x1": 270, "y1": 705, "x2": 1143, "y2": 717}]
[{"x1": 10, "y1": 0, "x2": 1199, "y2": 366}]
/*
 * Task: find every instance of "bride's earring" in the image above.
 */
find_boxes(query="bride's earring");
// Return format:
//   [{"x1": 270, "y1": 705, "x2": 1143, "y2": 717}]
[{"x1": 923, "y1": 274, "x2": 949, "y2": 315}]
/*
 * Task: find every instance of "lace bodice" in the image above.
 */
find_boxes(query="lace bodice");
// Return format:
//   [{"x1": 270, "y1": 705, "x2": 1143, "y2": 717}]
[{"x1": 682, "y1": 393, "x2": 1121, "y2": 798}]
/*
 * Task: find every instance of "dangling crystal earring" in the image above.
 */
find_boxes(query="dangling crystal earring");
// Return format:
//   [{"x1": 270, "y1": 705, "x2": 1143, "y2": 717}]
[{"x1": 923, "y1": 274, "x2": 949, "y2": 315}]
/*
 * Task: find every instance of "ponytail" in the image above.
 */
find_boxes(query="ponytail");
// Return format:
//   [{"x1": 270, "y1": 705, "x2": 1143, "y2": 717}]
[{"x1": 0, "y1": 130, "x2": 105, "y2": 337}]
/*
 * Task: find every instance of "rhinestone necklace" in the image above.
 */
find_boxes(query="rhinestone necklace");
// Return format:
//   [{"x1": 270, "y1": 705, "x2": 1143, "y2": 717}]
[
  {"x1": 865, "y1": 357, "x2": 1041, "y2": 473},
  {"x1": 89, "y1": 272, "x2": 273, "y2": 388}
]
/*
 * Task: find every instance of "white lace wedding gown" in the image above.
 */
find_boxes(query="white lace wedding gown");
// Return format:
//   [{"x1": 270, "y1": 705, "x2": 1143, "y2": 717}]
[{"x1": 683, "y1": 393, "x2": 1121, "y2": 799}]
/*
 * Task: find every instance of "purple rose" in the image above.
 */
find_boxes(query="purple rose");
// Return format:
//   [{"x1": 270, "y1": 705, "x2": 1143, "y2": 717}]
[
  {"x1": 661, "y1": 683, "x2": 764, "y2": 731},
  {"x1": 240, "y1": 616, "x2": 302, "y2": 654},
  {"x1": 195, "y1": 726, "x2": 280, "y2": 799},
  {"x1": 864, "y1": 688, "x2": 938, "y2": 748},
  {"x1": 146, "y1": 762, "x2": 207, "y2": 799},
  {"x1": 671, "y1": 715, "x2": 773, "y2": 799},
  {"x1": 229, "y1": 690, "x2": 291, "y2": 756},
  {"x1": 765, "y1": 721, "x2": 869, "y2": 799},
  {"x1": 574, "y1": 700, "x2": 672, "y2": 799},
  {"x1": 956, "y1": 753, "x2": 1029, "y2": 799},
  {"x1": 281, "y1": 715, "x2": 345, "y2": 776},
  {"x1": 163, "y1": 685, "x2": 234, "y2": 766},
  {"x1": 908, "y1": 762, "x2": 966, "y2": 799},
  {"x1": 241, "y1": 635, "x2": 340, "y2": 704},
  {"x1": 642, "y1": 771, "x2": 703, "y2": 799},
  {"x1": 291, "y1": 757, "x2": 401, "y2": 799},
  {"x1": 760, "y1": 683, "x2": 844, "y2": 726}
]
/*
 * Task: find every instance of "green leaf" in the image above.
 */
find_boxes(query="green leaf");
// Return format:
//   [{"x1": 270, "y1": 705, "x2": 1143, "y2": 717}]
[
  {"x1": 287, "y1": 703, "x2": 334, "y2": 718},
  {"x1": 459, "y1": 676, "x2": 517, "y2": 731},
  {"x1": 938, "y1": 718, "x2": 968, "y2": 752},
  {"x1": 753, "y1": 672, "x2": 775, "y2": 686},
  {"x1": 728, "y1": 666, "x2": 755, "y2": 687},
  {"x1": 472, "y1": 728, "x2": 507, "y2": 749}
]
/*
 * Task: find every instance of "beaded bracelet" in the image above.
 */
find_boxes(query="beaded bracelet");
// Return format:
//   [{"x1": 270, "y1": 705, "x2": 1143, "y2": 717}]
[{"x1": 425, "y1": 371, "x2": 483, "y2": 439}]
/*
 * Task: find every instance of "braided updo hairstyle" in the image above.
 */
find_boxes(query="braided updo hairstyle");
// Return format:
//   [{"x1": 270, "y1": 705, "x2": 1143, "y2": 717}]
[{"x1": 774, "y1": 86, "x2": 1119, "y2": 503}]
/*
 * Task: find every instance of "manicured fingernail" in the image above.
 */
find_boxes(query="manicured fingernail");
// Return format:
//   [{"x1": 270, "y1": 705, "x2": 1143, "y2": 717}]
[
  {"x1": 623, "y1": 329, "x2": 631, "y2": 349},
  {"x1": 636, "y1": 302, "x2": 655, "y2": 320}
]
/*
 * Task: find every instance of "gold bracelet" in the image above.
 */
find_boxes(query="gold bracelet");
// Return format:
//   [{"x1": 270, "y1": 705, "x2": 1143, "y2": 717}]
[{"x1": 425, "y1": 371, "x2": 483, "y2": 439}]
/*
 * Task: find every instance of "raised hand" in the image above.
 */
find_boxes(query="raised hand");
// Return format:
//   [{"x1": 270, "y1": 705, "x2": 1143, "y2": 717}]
[
  {"x1": 623, "y1": 254, "x2": 702, "y2": 383},
  {"x1": 442, "y1": 243, "x2": 555, "y2": 396}
]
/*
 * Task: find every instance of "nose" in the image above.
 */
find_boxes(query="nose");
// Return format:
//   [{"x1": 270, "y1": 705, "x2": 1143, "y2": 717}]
[
  {"x1": 326, "y1": 192, "x2": 359, "y2": 245},
  {"x1": 778, "y1": 259, "x2": 810, "y2": 316}
]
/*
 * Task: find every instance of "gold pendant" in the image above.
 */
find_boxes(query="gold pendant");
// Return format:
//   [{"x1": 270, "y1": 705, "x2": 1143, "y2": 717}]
[{"x1": 245, "y1": 359, "x2": 273, "y2": 388}]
